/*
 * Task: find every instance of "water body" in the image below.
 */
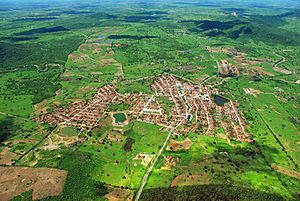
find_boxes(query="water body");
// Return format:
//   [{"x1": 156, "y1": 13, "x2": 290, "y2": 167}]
[
  {"x1": 113, "y1": 113, "x2": 126, "y2": 123},
  {"x1": 213, "y1": 95, "x2": 229, "y2": 106}
]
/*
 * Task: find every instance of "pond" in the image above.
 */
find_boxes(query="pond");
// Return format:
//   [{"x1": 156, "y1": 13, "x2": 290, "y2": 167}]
[
  {"x1": 213, "y1": 95, "x2": 229, "y2": 106},
  {"x1": 113, "y1": 113, "x2": 126, "y2": 123}
]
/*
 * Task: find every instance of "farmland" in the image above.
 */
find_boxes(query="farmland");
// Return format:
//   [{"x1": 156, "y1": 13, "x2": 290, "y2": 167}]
[{"x1": 0, "y1": 0, "x2": 299, "y2": 201}]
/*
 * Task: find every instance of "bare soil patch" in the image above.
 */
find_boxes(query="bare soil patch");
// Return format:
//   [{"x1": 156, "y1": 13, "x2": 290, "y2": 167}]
[
  {"x1": 243, "y1": 88, "x2": 263, "y2": 97},
  {"x1": 273, "y1": 67, "x2": 292, "y2": 75},
  {"x1": 10, "y1": 138, "x2": 37, "y2": 145},
  {"x1": 162, "y1": 155, "x2": 179, "y2": 170},
  {"x1": 133, "y1": 153, "x2": 154, "y2": 166},
  {"x1": 0, "y1": 166, "x2": 67, "y2": 201},
  {"x1": 207, "y1": 47, "x2": 233, "y2": 54},
  {"x1": 272, "y1": 164, "x2": 300, "y2": 179},
  {"x1": 78, "y1": 43, "x2": 102, "y2": 52},
  {"x1": 43, "y1": 137, "x2": 60, "y2": 151},
  {"x1": 34, "y1": 100, "x2": 49, "y2": 115},
  {"x1": 43, "y1": 126, "x2": 78, "y2": 150},
  {"x1": 105, "y1": 186, "x2": 133, "y2": 201},
  {"x1": 99, "y1": 58, "x2": 118, "y2": 66},
  {"x1": 93, "y1": 48, "x2": 103, "y2": 55},
  {"x1": 193, "y1": 74, "x2": 209, "y2": 82},
  {"x1": 234, "y1": 56, "x2": 268, "y2": 66},
  {"x1": 250, "y1": 66, "x2": 275, "y2": 76},
  {"x1": 62, "y1": 71, "x2": 76, "y2": 77},
  {"x1": 0, "y1": 148, "x2": 19, "y2": 166},
  {"x1": 68, "y1": 52, "x2": 88, "y2": 62},
  {"x1": 166, "y1": 138, "x2": 193, "y2": 151}
]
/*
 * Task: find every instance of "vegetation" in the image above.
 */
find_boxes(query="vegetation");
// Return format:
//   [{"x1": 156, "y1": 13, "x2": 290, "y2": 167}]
[
  {"x1": 140, "y1": 184, "x2": 284, "y2": 201},
  {"x1": 0, "y1": 0, "x2": 299, "y2": 200}
]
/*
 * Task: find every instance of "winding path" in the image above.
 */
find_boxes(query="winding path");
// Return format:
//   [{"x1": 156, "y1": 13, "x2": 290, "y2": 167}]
[
  {"x1": 273, "y1": 52, "x2": 286, "y2": 68},
  {"x1": 272, "y1": 52, "x2": 292, "y2": 74}
]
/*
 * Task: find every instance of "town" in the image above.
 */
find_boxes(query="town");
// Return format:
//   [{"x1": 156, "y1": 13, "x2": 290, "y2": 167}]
[
  {"x1": 218, "y1": 60, "x2": 240, "y2": 77},
  {"x1": 36, "y1": 75, "x2": 251, "y2": 142}
]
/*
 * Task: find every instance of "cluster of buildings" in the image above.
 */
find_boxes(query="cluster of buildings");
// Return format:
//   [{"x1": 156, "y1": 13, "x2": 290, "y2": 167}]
[
  {"x1": 141, "y1": 75, "x2": 250, "y2": 141},
  {"x1": 35, "y1": 85, "x2": 118, "y2": 132},
  {"x1": 216, "y1": 100, "x2": 250, "y2": 141},
  {"x1": 218, "y1": 60, "x2": 240, "y2": 77},
  {"x1": 36, "y1": 75, "x2": 251, "y2": 142}
]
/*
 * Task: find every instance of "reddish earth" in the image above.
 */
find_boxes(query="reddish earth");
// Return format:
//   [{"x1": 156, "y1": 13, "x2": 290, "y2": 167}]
[
  {"x1": 166, "y1": 138, "x2": 193, "y2": 151},
  {"x1": 0, "y1": 167, "x2": 67, "y2": 201},
  {"x1": 272, "y1": 164, "x2": 300, "y2": 179},
  {"x1": 0, "y1": 148, "x2": 19, "y2": 166},
  {"x1": 105, "y1": 186, "x2": 133, "y2": 201}
]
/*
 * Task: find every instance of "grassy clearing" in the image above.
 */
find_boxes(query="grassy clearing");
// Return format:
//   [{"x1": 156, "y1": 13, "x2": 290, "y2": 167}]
[
  {"x1": 0, "y1": 1, "x2": 300, "y2": 200},
  {"x1": 78, "y1": 121, "x2": 168, "y2": 189},
  {"x1": 250, "y1": 94, "x2": 300, "y2": 165}
]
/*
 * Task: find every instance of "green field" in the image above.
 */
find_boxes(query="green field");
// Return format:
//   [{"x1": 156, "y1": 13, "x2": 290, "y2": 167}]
[{"x1": 0, "y1": 0, "x2": 299, "y2": 200}]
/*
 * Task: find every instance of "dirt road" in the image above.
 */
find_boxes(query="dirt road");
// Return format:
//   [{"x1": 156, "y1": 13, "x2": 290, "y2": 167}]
[{"x1": 134, "y1": 118, "x2": 185, "y2": 201}]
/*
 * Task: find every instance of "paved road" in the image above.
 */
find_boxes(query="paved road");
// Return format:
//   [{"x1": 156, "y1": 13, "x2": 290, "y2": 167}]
[{"x1": 134, "y1": 118, "x2": 185, "y2": 201}]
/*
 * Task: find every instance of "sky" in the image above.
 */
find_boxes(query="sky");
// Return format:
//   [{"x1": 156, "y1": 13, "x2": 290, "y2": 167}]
[{"x1": 0, "y1": 0, "x2": 299, "y2": 9}]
